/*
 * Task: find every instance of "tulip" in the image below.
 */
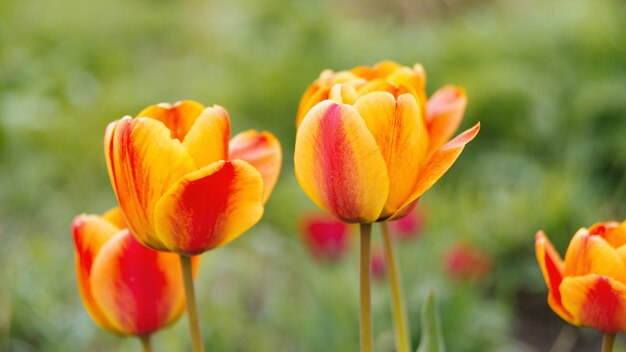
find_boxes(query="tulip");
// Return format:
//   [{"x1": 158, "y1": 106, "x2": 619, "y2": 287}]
[
  {"x1": 536, "y1": 221, "x2": 626, "y2": 351},
  {"x1": 105, "y1": 100, "x2": 281, "y2": 351},
  {"x1": 72, "y1": 208, "x2": 197, "y2": 350},
  {"x1": 444, "y1": 242, "x2": 491, "y2": 282},
  {"x1": 294, "y1": 60, "x2": 478, "y2": 223},
  {"x1": 294, "y1": 61, "x2": 479, "y2": 352},
  {"x1": 300, "y1": 213, "x2": 351, "y2": 262},
  {"x1": 105, "y1": 100, "x2": 281, "y2": 256}
]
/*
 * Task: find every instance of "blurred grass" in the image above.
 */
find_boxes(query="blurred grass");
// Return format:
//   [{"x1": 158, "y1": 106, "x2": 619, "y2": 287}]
[{"x1": 1, "y1": 0, "x2": 626, "y2": 350}]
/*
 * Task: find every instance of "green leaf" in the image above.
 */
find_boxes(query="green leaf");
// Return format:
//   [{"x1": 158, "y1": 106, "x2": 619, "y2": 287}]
[{"x1": 417, "y1": 290, "x2": 446, "y2": 352}]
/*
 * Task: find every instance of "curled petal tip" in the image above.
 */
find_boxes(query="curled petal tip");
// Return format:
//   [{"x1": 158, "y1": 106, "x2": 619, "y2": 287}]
[
  {"x1": 535, "y1": 230, "x2": 546, "y2": 241},
  {"x1": 441, "y1": 122, "x2": 480, "y2": 151}
]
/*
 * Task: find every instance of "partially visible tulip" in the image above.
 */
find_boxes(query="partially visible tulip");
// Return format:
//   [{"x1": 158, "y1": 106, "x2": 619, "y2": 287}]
[
  {"x1": 104, "y1": 100, "x2": 281, "y2": 256},
  {"x1": 300, "y1": 213, "x2": 351, "y2": 262},
  {"x1": 294, "y1": 61, "x2": 479, "y2": 224},
  {"x1": 536, "y1": 221, "x2": 626, "y2": 334},
  {"x1": 445, "y1": 242, "x2": 491, "y2": 282},
  {"x1": 72, "y1": 208, "x2": 197, "y2": 337},
  {"x1": 389, "y1": 206, "x2": 426, "y2": 242}
]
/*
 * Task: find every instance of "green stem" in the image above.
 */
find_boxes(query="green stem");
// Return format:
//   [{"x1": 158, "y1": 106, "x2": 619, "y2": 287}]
[
  {"x1": 602, "y1": 333, "x2": 616, "y2": 352},
  {"x1": 359, "y1": 224, "x2": 374, "y2": 352},
  {"x1": 381, "y1": 222, "x2": 411, "y2": 352},
  {"x1": 180, "y1": 255, "x2": 204, "y2": 352},
  {"x1": 139, "y1": 335, "x2": 153, "y2": 352}
]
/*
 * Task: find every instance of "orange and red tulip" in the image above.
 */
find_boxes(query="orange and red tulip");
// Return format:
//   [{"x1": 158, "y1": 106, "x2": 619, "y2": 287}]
[
  {"x1": 536, "y1": 221, "x2": 626, "y2": 333},
  {"x1": 294, "y1": 61, "x2": 479, "y2": 223},
  {"x1": 300, "y1": 212, "x2": 351, "y2": 262},
  {"x1": 104, "y1": 101, "x2": 282, "y2": 256},
  {"x1": 72, "y1": 208, "x2": 198, "y2": 336}
]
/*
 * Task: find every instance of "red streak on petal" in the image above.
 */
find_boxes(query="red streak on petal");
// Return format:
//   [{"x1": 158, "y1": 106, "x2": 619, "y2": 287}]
[
  {"x1": 115, "y1": 121, "x2": 146, "y2": 213},
  {"x1": 112, "y1": 233, "x2": 170, "y2": 334},
  {"x1": 544, "y1": 248, "x2": 564, "y2": 307},
  {"x1": 175, "y1": 162, "x2": 235, "y2": 251},
  {"x1": 317, "y1": 104, "x2": 362, "y2": 222},
  {"x1": 581, "y1": 277, "x2": 624, "y2": 333}
]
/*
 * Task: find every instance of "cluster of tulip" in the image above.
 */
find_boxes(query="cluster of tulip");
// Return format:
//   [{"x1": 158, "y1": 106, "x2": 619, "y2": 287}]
[
  {"x1": 294, "y1": 61, "x2": 479, "y2": 352},
  {"x1": 74, "y1": 101, "x2": 282, "y2": 351},
  {"x1": 73, "y1": 60, "x2": 478, "y2": 351},
  {"x1": 74, "y1": 60, "x2": 621, "y2": 352}
]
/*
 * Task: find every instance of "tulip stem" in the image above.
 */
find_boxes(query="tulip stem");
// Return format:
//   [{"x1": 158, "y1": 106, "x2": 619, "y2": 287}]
[
  {"x1": 180, "y1": 255, "x2": 204, "y2": 352},
  {"x1": 359, "y1": 223, "x2": 374, "y2": 352},
  {"x1": 381, "y1": 222, "x2": 411, "y2": 352},
  {"x1": 602, "y1": 333, "x2": 616, "y2": 352},
  {"x1": 139, "y1": 335, "x2": 153, "y2": 352}
]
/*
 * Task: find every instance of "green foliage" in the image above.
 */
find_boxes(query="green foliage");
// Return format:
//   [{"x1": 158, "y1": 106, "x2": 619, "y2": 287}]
[{"x1": 417, "y1": 291, "x2": 445, "y2": 352}]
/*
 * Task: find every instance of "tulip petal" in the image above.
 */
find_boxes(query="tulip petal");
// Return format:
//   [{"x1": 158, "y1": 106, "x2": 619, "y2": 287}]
[
  {"x1": 182, "y1": 105, "x2": 230, "y2": 168},
  {"x1": 387, "y1": 64, "x2": 428, "y2": 117},
  {"x1": 563, "y1": 229, "x2": 626, "y2": 284},
  {"x1": 589, "y1": 221, "x2": 626, "y2": 249},
  {"x1": 105, "y1": 117, "x2": 197, "y2": 250},
  {"x1": 294, "y1": 101, "x2": 389, "y2": 223},
  {"x1": 329, "y1": 84, "x2": 359, "y2": 105},
  {"x1": 356, "y1": 79, "x2": 398, "y2": 97},
  {"x1": 390, "y1": 123, "x2": 480, "y2": 219},
  {"x1": 354, "y1": 92, "x2": 428, "y2": 218},
  {"x1": 154, "y1": 160, "x2": 264, "y2": 255},
  {"x1": 102, "y1": 207, "x2": 126, "y2": 229},
  {"x1": 351, "y1": 61, "x2": 401, "y2": 80},
  {"x1": 615, "y1": 245, "x2": 626, "y2": 267},
  {"x1": 229, "y1": 130, "x2": 282, "y2": 204},
  {"x1": 72, "y1": 214, "x2": 121, "y2": 334},
  {"x1": 561, "y1": 275, "x2": 626, "y2": 332},
  {"x1": 297, "y1": 70, "x2": 364, "y2": 127},
  {"x1": 426, "y1": 86, "x2": 467, "y2": 154},
  {"x1": 90, "y1": 230, "x2": 187, "y2": 336},
  {"x1": 296, "y1": 87, "x2": 330, "y2": 128},
  {"x1": 535, "y1": 231, "x2": 572, "y2": 322},
  {"x1": 136, "y1": 100, "x2": 205, "y2": 141}
]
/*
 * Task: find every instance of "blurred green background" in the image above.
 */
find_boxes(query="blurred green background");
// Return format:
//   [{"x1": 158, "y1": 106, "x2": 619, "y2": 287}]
[{"x1": 1, "y1": 0, "x2": 626, "y2": 350}]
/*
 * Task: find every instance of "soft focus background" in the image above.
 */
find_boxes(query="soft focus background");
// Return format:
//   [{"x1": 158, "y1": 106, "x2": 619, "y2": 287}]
[{"x1": 1, "y1": 0, "x2": 626, "y2": 350}]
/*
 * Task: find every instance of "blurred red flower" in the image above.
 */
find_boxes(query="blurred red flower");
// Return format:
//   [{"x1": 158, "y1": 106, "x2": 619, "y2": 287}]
[
  {"x1": 371, "y1": 248, "x2": 387, "y2": 281},
  {"x1": 445, "y1": 242, "x2": 492, "y2": 281},
  {"x1": 300, "y1": 213, "x2": 351, "y2": 262},
  {"x1": 388, "y1": 206, "x2": 426, "y2": 241}
]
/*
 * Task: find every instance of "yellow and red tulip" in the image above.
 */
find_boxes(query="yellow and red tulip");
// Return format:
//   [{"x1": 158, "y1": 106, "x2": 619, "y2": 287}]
[
  {"x1": 72, "y1": 208, "x2": 197, "y2": 336},
  {"x1": 294, "y1": 61, "x2": 479, "y2": 223},
  {"x1": 536, "y1": 221, "x2": 626, "y2": 332},
  {"x1": 300, "y1": 212, "x2": 351, "y2": 262},
  {"x1": 104, "y1": 101, "x2": 282, "y2": 256}
]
